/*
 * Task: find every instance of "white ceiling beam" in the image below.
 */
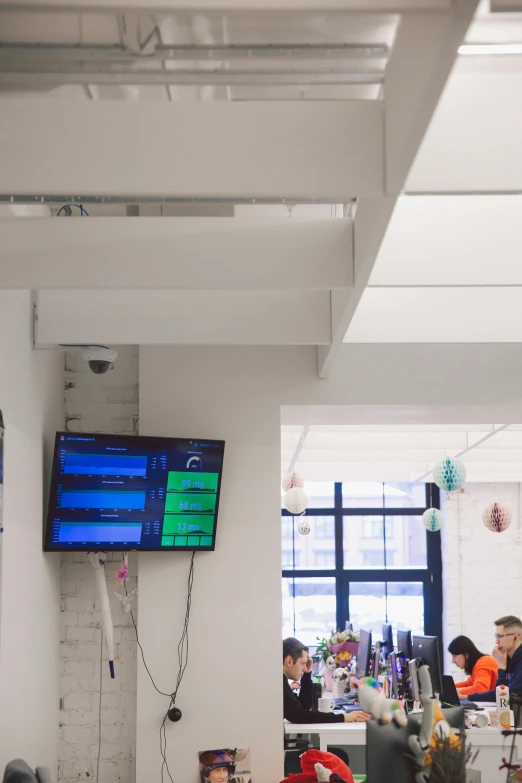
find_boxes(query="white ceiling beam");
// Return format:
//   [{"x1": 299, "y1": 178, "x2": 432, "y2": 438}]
[
  {"x1": 0, "y1": 1, "x2": 453, "y2": 11},
  {"x1": 0, "y1": 217, "x2": 353, "y2": 290},
  {"x1": 371, "y1": 195, "x2": 522, "y2": 286},
  {"x1": 317, "y1": 2, "x2": 477, "y2": 377},
  {"x1": 34, "y1": 289, "x2": 332, "y2": 346},
  {"x1": 0, "y1": 99, "x2": 383, "y2": 200}
]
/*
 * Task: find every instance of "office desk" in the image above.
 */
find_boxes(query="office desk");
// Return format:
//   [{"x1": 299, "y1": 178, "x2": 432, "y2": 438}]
[
  {"x1": 284, "y1": 720, "x2": 366, "y2": 752},
  {"x1": 284, "y1": 718, "x2": 520, "y2": 783}
]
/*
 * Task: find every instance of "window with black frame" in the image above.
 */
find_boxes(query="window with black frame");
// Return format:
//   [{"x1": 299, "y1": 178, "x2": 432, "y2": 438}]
[{"x1": 281, "y1": 481, "x2": 442, "y2": 649}]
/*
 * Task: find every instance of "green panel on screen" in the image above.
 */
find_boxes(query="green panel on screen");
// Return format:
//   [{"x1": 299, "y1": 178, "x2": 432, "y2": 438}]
[
  {"x1": 163, "y1": 515, "x2": 215, "y2": 536},
  {"x1": 165, "y1": 492, "x2": 216, "y2": 514},
  {"x1": 174, "y1": 536, "x2": 187, "y2": 546},
  {"x1": 200, "y1": 536, "x2": 212, "y2": 547},
  {"x1": 187, "y1": 536, "x2": 200, "y2": 547},
  {"x1": 161, "y1": 536, "x2": 174, "y2": 547},
  {"x1": 167, "y1": 472, "x2": 219, "y2": 493}
]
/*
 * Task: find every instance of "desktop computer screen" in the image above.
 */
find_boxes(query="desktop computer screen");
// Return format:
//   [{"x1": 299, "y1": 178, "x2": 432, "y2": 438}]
[
  {"x1": 411, "y1": 635, "x2": 443, "y2": 696},
  {"x1": 356, "y1": 629, "x2": 372, "y2": 679}
]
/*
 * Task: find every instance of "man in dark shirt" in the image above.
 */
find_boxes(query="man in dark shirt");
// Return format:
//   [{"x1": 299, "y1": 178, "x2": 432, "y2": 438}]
[
  {"x1": 468, "y1": 615, "x2": 522, "y2": 702},
  {"x1": 283, "y1": 637, "x2": 369, "y2": 724}
]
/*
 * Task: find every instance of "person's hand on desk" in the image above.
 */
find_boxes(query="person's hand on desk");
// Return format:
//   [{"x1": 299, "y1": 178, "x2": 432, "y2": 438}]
[{"x1": 344, "y1": 711, "x2": 370, "y2": 723}]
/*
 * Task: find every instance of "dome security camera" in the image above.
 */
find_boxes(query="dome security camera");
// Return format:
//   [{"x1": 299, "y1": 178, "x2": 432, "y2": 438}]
[{"x1": 81, "y1": 346, "x2": 118, "y2": 375}]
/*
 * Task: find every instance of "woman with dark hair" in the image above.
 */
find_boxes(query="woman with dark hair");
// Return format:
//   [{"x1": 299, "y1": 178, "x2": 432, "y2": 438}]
[{"x1": 448, "y1": 635, "x2": 499, "y2": 696}]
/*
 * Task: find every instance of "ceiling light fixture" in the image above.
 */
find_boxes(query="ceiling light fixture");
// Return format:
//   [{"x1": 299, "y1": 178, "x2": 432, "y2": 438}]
[{"x1": 459, "y1": 43, "x2": 522, "y2": 55}]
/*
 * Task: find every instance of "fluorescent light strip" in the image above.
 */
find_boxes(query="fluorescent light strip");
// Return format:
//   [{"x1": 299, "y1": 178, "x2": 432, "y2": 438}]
[{"x1": 459, "y1": 43, "x2": 522, "y2": 55}]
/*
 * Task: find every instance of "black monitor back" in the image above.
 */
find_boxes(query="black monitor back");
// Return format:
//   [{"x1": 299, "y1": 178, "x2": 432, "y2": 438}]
[
  {"x1": 356, "y1": 629, "x2": 372, "y2": 678},
  {"x1": 382, "y1": 623, "x2": 394, "y2": 660},
  {"x1": 397, "y1": 629, "x2": 413, "y2": 660},
  {"x1": 366, "y1": 707, "x2": 465, "y2": 783},
  {"x1": 412, "y1": 635, "x2": 443, "y2": 696}
]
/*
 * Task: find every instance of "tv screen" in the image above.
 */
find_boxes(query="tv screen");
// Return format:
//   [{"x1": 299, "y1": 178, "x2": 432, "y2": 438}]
[{"x1": 44, "y1": 432, "x2": 225, "y2": 552}]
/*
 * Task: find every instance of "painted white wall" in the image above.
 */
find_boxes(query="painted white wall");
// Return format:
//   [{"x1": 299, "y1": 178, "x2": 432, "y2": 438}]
[
  {"x1": 59, "y1": 346, "x2": 139, "y2": 783},
  {"x1": 0, "y1": 290, "x2": 64, "y2": 774},
  {"x1": 137, "y1": 343, "x2": 522, "y2": 783},
  {"x1": 442, "y1": 483, "x2": 522, "y2": 677}
]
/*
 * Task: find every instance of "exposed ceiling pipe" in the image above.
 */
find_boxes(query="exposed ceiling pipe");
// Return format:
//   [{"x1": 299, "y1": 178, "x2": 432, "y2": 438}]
[
  {"x1": 0, "y1": 42, "x2": 389, "y2": 61},
  {"x1": 0, "y1": 69, "x2": 384, "y2": 86}
]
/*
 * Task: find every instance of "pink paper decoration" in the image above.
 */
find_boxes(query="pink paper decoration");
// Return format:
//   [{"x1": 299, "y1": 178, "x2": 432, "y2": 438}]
[{"x1": 482, "y1": 502, "x2": 512, "y2": 533}]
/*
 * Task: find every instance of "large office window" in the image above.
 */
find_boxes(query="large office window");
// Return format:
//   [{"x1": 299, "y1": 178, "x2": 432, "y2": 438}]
[{"x1": 281, "y1": 482, "x2": 442, "y2": 648}]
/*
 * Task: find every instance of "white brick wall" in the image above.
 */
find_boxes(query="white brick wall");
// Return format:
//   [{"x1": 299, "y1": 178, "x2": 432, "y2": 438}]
[
  {"x1": 59, "y1": 346, "x2": 138, "y2": 783},
  {"x1": 442, "y1": 482, "x2": 522, "y2": 674}
]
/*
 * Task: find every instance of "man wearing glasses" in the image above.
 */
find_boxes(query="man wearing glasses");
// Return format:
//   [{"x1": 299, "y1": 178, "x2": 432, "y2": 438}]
[{"x1": 467, "y1": 615, "x2": 522, "y2": 702}]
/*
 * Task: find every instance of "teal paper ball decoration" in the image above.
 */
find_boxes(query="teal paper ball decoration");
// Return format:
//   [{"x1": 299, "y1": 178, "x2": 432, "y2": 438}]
[
  {"x1": 422, "y1": 508, "x2": 444, "y2": 532},
  {"x1": 432, "y1": 458, "x2": 466, "y2": 492}
]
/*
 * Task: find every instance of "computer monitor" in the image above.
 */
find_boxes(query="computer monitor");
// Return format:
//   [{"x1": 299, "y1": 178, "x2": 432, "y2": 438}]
[
  {"x1": 389, "y1": 651, "x2": 399, "y2": 699},
  {"x1": 356, "y1": 629, "x2": 372, "y2": 679},
  {"x1": 382, "y1": 623, "x2": 394, "y2": 660},
  {"x1": 397, "y1": 629, "x2": 413, "y2": 661},
  {"x1": 366, "y1": 707, "x2": 465, "y2": 783},
  {"x1": 412, "y1": 635, "x2": 443, "y2": 697}
]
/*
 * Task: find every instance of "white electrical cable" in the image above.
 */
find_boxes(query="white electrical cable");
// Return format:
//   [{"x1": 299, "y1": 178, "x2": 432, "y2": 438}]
[{"x1": 96, "y1": 627, "x2": 103, "y2": 782}]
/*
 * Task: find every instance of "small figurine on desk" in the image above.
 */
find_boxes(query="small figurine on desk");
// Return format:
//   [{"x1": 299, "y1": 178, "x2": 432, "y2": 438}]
[{"x1": 358, "y1": 677, "x2": 407, "y2": 728}]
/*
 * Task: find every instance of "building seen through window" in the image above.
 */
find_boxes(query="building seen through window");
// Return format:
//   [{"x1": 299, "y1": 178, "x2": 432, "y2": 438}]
[{"x1": 281, "y1": 481, "x2": 442, "y2": 648}]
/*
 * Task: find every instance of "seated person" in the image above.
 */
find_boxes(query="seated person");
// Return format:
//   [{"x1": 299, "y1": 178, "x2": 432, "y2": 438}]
[
  {"x1": 283, "y1": 637, "x2": 369, "y2": 724},
  {"x1": 448, "y1": 634, "x2": 498, "y2": 696},
  {"x1": 467, "y1": 615, "x2": 522, "y2": 702}
]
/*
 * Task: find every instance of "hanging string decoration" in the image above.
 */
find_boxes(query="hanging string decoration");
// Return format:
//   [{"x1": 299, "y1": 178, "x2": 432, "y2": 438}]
[
  {"x1": 482, "y1": 502, "x2": 512, "y2": 533},
  {"x1": 422, "y1": 508, "x2": 444, "y2": 532},
  {"x1": 433, "y1": 458, "x2": 466, "y2": 492},
  {"x1": 298, "y1": 518, "x2": 311, "y2": 536},
  {"x1": 282, "y1": 472, "x2": 309, "y2": 516}
]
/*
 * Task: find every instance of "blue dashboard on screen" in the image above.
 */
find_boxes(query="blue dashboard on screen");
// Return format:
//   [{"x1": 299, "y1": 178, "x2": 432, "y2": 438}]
[{"x1": 44, "y1": 432, "x2": 225, "y2": 551}]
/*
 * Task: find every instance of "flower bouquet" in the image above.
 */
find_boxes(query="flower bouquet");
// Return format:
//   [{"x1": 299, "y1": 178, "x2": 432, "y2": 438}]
[
  {"x1": 317, "y1": 629, "x2": 360, "y2": 665},
  {"x1": 316, "y1": 630, "x2": 360, "y2": 689}
]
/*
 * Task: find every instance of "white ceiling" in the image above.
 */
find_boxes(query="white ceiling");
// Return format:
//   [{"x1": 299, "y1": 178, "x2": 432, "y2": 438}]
[
  {"x1": 343, "y1": 1, "x2": 522, "y2": 347},
  {"x1": 282, "y1": 422, "x2": 522, "y2": 483},
  {"x1": 0, "y1": 0, "x2": 480, "y2": 373}
]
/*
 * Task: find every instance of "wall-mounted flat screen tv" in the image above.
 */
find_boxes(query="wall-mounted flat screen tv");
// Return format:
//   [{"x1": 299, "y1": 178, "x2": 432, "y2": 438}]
[{"x1": 44, "y1": 432, "x2": 225, "y2": 552}]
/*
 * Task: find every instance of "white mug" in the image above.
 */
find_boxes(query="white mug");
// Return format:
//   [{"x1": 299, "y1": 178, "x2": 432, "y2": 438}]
[
  {"x1": 318, "y1": 697, "x2": 331, "y2": 713},
  {"x1": 475, "y1": 712, "x2": 489, "y2": 728}
]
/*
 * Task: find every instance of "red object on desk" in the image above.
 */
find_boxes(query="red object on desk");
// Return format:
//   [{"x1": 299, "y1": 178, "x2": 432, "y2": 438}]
[{"x1": 280, "y1": 749, "x2": 354, "y2": 783}]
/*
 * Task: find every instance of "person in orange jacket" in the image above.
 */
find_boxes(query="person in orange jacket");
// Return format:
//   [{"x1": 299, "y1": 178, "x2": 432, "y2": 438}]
[{"x1": 448, "y1": 635, "x2": 499, "y2": 696}]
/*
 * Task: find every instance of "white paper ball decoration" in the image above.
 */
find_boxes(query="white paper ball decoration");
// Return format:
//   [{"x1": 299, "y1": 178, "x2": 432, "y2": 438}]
[
  {"x1": 298, "y1": 518, "x2": 311, "y2": 536},
  {"x1": 433, "y1": 457, "x2": 467, "y2": 492},
  {"x1": 284, "y1": 486, "x2": 309, "y2": 515},
  {"x1": 422, "y1": 508, "x2": 444, "y2": 532},
  {"x1": 282, "y1": 472, "x2": 305, "y2": 492},
  {"x1": 482, "y1": 502, "x2": 512, "y2": 533}
]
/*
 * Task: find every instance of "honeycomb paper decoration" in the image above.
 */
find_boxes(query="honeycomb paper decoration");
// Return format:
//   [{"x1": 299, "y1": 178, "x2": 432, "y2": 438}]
[
  {"x1": 284, "y1": 486, "x2": 309, "y2": 515},
  {"x1": 422, "y1": 508, "x2": 444, "y2": 532},
  {"x1": 482, "y1": 502, "x2": 512, "y2": 533},
  {"x1": 433, "y1": 457, "x2": 467, "y2": 492},
  {"x1": 298, "y1": 518, "x2": 311, "y2": 536},
  {"x1": 282, "y1": 472, "x2": 305, "y2": 491}
]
